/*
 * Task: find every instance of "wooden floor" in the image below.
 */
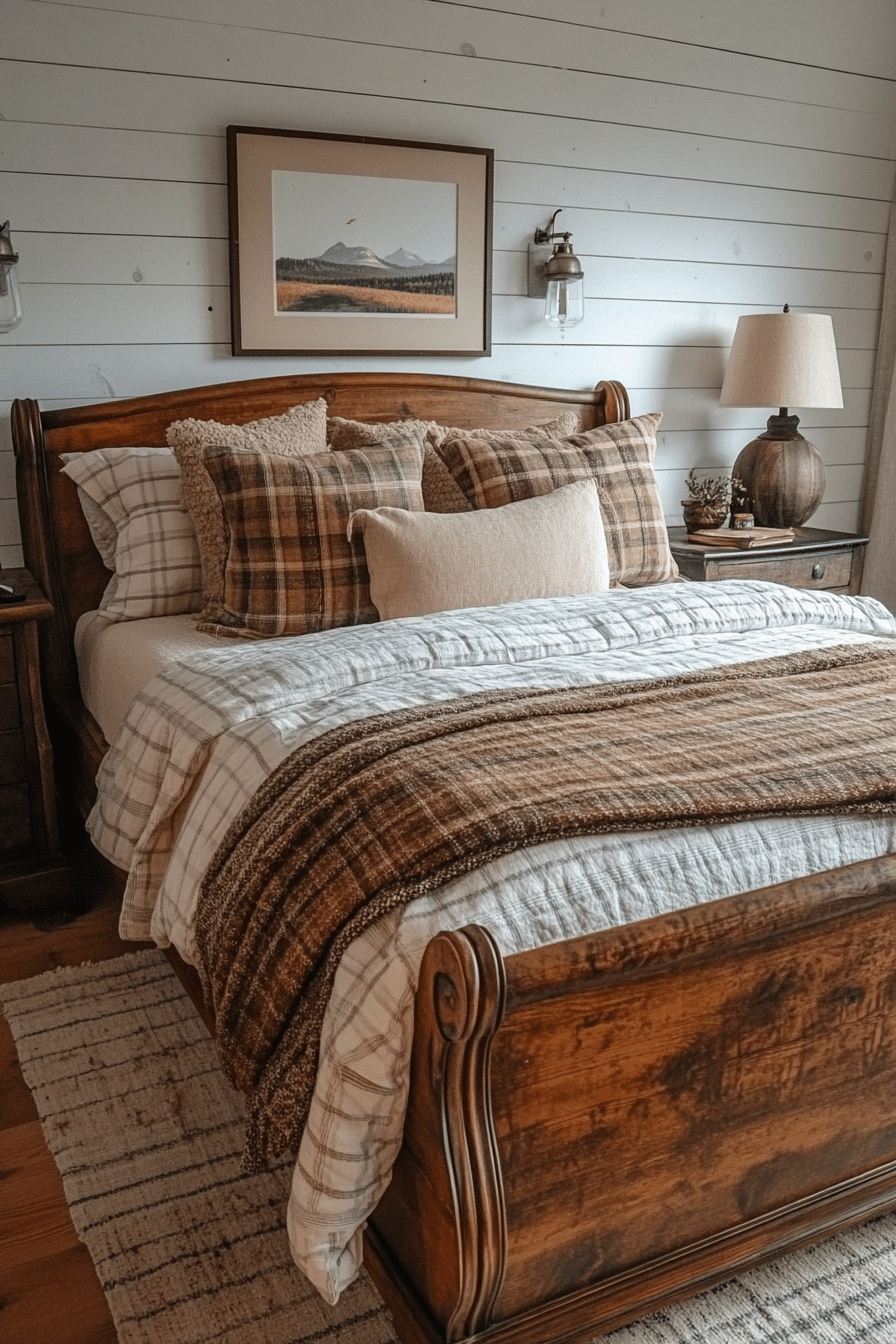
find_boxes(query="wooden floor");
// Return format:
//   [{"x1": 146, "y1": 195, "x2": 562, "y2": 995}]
[{"x1": 0, "y1": 845, "x2": 152, "y2": 1344}]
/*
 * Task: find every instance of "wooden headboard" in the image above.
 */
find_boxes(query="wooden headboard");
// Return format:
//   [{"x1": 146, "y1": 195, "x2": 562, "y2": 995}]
[{"x1": 11, "y1": 370, "x2": 628, "y2": 812}]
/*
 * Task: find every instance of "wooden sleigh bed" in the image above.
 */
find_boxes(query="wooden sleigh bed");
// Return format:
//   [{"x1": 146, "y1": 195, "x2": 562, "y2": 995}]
[{"x1": 12, "y1": 370, "x2": 896, "y2": 1344}]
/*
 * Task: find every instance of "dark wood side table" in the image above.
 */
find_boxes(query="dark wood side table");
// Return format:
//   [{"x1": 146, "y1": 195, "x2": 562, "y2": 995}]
[
  {"x1": 0, "y1": 568, "x2": 77, "y2": 919},
  {"x1": 668, "y1": 527, "x2": 869, "y2": 593}
]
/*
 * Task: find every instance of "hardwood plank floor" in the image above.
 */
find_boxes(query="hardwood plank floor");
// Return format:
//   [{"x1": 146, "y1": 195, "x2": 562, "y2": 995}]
[{"x1": 0, "y1": 842, "x2": 150, "y2": 1344}]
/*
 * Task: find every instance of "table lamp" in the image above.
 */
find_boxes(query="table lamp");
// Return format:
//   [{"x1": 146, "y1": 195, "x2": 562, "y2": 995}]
[{"x1": 719, "y1": 306, "x2": 843, "y2": 528}]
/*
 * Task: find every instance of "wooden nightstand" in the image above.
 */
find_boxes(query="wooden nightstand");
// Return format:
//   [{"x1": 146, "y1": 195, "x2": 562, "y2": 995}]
[
  {"x1": 0, "y1": 568, "x2": 77, "y2": 919},
  {"x1": 668, "y1": 527, "x2": 869, "y2": 593}
]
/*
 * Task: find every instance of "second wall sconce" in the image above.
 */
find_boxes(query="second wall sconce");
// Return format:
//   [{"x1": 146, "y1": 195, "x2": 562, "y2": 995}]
[
  {"x1": 0, "y1": 222, "x2": 23, "y2": 334},
  {"x1": 528, "y1": 209, "x2": 585, "y2": 328}
]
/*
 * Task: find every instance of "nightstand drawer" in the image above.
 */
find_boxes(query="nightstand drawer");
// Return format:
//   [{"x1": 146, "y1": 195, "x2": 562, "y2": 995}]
[
  {"x1": 711, "y1": 549, "x2": 854, "y2": 590},
  {"x1": 668, "y1": 527, "x2": 869, "y2": 593},
  {"x1": 0, "y1": 569, "x2": 77, "y2": 917}
]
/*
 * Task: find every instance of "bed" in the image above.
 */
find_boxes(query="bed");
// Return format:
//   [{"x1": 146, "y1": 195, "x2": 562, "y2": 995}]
[{"x1": 11, "y1": 370, "x2": 896, "y2": 1344}]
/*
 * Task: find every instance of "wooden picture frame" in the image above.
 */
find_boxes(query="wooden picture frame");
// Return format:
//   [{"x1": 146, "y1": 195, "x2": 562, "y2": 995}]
[{"x1": 226, "y1": 126, "x2": 493, "y2": 357}]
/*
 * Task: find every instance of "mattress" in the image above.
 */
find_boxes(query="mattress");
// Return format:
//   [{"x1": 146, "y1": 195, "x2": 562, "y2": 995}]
[
  {"x1": 84, "y1": 580, "x2": 896, "y2": 1303},
  {"x1": 75, "y1": 609, "x2": 221, "y2": 742}
]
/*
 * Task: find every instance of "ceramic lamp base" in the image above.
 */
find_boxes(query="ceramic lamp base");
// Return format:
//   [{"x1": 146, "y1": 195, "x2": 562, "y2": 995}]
[{"x1": 732, "y1": 413, "x2": 826, "y2": 529}]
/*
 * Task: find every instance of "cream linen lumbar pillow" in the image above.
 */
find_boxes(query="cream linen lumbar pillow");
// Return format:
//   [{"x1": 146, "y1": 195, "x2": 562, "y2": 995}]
[{"x1": 348, "y1": 477, "x2": 610, "y2": 620}]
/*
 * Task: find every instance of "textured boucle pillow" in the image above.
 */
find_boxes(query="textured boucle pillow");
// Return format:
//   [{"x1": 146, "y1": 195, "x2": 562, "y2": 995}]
[
  {"x1": 349, "y1": 478, "x2": 610, "y2": 620},
  {"x1": 327, "y1": 410, "x2": 580, "y2": 515},
  {"x1": 437, "y1": 412, "x2": 677, "y2": 588},
  {"x1": 167, "y1": 399, "x2": 327, "y2": 622}
]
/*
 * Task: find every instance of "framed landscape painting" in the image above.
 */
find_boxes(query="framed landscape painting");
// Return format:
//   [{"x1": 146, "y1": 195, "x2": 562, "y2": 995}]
[{"x1": 226, "y1": 126, "x2": 493, "y2": 356}]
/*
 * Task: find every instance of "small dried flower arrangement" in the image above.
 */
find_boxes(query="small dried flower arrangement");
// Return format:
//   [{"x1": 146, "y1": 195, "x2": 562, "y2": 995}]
[
  {"x1": 682, "y1": 469, "x2": 748, "y2": 531},
  {"x1": 684, "y1": 468, "x2": 740, "y2": 507}
]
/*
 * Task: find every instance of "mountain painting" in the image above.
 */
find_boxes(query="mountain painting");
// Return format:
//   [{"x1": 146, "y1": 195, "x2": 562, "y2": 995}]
[{"x1": 272, "y1": 169, "x2": 457, "y2": 316}]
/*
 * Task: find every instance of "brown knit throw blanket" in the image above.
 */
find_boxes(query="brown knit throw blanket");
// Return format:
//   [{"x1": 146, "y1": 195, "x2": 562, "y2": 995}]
[{"x1": 194, "y1": 642, "x2": 896, "y2": 1168}]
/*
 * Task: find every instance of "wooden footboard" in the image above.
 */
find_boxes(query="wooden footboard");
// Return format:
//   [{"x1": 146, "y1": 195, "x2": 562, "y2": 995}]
[{"x1": 366, "y1": 853, "x2": 896, "y2": 1343}]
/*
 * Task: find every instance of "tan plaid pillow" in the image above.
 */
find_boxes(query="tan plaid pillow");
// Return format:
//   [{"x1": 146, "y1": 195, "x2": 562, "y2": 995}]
[
  {"x1": 436, "y1": 412, "x2": 677, "y2": 587},
  {"x1": 167, "y1": 399, "x2": 328, "y2": 623},
  {"x1": 197, "y1": 440, "x2": 425, "y2": 638},
  {"x1": 327, "y1": 410, "x2": 579, "y2": 515}
]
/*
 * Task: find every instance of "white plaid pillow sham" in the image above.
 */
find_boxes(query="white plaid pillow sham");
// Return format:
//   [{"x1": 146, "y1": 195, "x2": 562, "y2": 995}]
[{"x1": 60, "y1": 447, "x2": 203, "y2": 620}]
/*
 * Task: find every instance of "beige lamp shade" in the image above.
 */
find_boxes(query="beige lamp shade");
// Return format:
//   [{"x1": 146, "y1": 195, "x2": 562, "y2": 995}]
[
  {"x1": 719, "y1": 311, "x2": 843, "y2": 409},
  {"x1": 719, "y1": 310, "x2": 843, "y2": 529}
]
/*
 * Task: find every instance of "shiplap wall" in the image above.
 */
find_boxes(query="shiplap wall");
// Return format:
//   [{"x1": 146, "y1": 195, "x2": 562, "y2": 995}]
[{"x1": 2, "y1": 0, "x2": 895, "y2": 565}]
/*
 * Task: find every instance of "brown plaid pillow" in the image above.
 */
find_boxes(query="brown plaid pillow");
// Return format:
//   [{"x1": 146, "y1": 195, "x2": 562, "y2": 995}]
[
  {"x1": 436, "y1": 412, "x2": 677, "y2": 587},
  {"x1": 328, "y1": 410, "x2": 580, "y2": 515},
  {"x1": 167, "y1": 399, "x2": 328, "y2": 624},
  {"x1": 197, "y1": 440, "x2": 424, "y2": 638}
]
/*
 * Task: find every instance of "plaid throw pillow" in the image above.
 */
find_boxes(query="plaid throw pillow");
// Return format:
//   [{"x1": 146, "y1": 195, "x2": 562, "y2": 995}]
[
  {"x1": 436, "y1": 412, "x2": 677, "y2": 587},
  {"x1": 60, "y1": 447, "x2": 202, "y2": 619},
  {"x1": 167, "y1": 399, "x2": 328, "y2": 623},
  {"x1": 198, "y1": 440, "x2": 425, "y2": 638},
  {"x1": 327, "y1": 410, "x2": 580, "y2": 515}
]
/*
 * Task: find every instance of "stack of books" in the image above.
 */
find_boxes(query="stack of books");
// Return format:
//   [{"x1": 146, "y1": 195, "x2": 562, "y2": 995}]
[{"x1": 687, "y1": 526, "x2": 795, "y2": 549}]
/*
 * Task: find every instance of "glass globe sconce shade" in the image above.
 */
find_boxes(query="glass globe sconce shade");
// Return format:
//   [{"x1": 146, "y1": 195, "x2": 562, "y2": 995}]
[
  {"x1": 544, "y1": 242, "x2": 585, "y2": 328},
  {"x1": 528, "y1": 210, "x2": 585, "y2": 329},
  {"x1": 0, "y1": 223, "x2": 23, "y2": 334}
]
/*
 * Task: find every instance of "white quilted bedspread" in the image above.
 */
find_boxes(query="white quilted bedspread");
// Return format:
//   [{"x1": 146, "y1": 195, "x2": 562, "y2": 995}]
[{"x1": 89, "y1": 580, "x2": 896, "y2": 1302}]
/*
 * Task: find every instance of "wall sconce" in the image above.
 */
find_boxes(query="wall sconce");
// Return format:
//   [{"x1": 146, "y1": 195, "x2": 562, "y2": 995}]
[
  {"x1": 527, "y1": 209, "x2": 585, "y2": 328},
  {"x1": 0, "y1": 223, "x2": 23, "y2": 334}
]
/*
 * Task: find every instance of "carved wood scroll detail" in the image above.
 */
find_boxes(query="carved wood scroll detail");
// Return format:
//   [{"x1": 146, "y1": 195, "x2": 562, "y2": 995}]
[
  {"x1": 367, "y1": 924, "x2": 508, "y2": 1343},
  {"x1": 429, "y1": 925, "x2": 508, "y2": 1340}
]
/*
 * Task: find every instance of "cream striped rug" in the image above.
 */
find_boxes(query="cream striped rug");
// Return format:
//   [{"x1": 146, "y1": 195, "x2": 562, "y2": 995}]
[{"x1": 3, "y1": 949, "x2": 896, "y2": 1343}]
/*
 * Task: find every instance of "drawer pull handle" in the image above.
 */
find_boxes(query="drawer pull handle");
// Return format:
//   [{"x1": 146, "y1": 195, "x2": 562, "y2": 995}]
[{"x1": 811, "y1": 562, "x2": 826, "y2": 580}]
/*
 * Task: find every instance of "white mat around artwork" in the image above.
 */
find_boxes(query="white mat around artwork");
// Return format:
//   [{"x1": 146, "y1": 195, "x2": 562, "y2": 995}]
[{"x1": 3, "y1": 950, "x2": 896, "y2": 1344}]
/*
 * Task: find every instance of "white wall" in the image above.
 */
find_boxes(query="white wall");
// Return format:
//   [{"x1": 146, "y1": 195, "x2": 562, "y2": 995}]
[{"x1": 2, "y1": 0, "x2": 895, "y2": 564}]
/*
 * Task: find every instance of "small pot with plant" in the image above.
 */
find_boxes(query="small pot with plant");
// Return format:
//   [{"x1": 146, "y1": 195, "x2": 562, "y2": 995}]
[{"x1": 682, "y1": 468, "x2": 734, "y2": 531}]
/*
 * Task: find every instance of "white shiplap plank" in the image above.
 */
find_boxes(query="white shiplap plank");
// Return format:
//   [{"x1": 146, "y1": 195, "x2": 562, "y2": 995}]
[
  {"x1": 1, "y1": 119, "x2": 226, "y2": 184},
  {"x1": 0, "y1": 450, "x2": 15, "y2": 499},
  {"x1": 489, "y1": 290, "x2": 880, "y2": 355},
  {"x1": 0, "y1": 340, "x2": 729, "y2": 401},
  {"x1": 809, "y1": 500, "x2": 861, "y2": 531},
  {"x1": 10, "y1": 3, "x2": 895, "y2": 161},
  {"x1": 630, "y1": 388, "x2": 873, "y2": 435},
  {"x1": 17, "y1": 233, "x2": 228, "y2": 287},
  {"x1": 10, "y1": 284, "x2": 230, "y2": 345},
  {"x1": 3, "y1": 59, "x2": 893, "y2": 203},
  {"x1": 430, "y1": 0, "x2": 896, "y2": 83},
  {"x1": 8, "y1": 120, "x2": 885, "y2": 253},
  {"x1": 654, "y1": 464, "x2": 865, "y2": 523},
  {"x1": 529, "y1": 258, "x2": 884, "y2": 310},
  {"x1": 497, "y1": 202, "x2": 887, "y2": 275},
  {"x1": 6, "y1": 121, "x2": 886, "y2": 240},
  {"x1": 654, "y1": 428, "x2": 870, "y2": 473},
  {"x1": 495, "y1": 162, "x2": 892, "y2": 236},
  {"x1": 0, "y1": 353, "x2": 873, "y2": 439},
  {"x1": 6, "y1": 281, "x2": 877, "y2": 379},
  {"x1": 12, "y1": 234, "x2": 881, "y2": 353},
  {"x1": 5, "y1": 171, "x2": 226, "y2": 240},
  {"x1": 0, "y1": 498, "x2": 23, "y2": 551},
  {"x1": 492, "y1": 297, "x2": 883, "y2": 354},
  {"x1": 18, "y1": 0, "x2": 896, "y2": 118}
]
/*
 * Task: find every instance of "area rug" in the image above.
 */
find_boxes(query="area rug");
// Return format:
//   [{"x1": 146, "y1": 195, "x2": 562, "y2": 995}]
[{"x1": 3, "y1": 951, "x2": 896, "y2": 1344}]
